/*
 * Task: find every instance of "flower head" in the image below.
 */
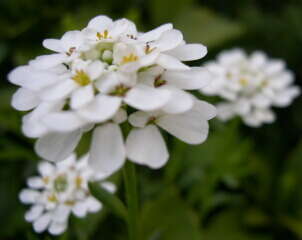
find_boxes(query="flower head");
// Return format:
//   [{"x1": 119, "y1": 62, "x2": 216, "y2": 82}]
[
  {"x1": 19, "y1": 154, "x2": 115, "y2": 235},
  {"x1": 201, "y1": 49, "x2": 300, "y2": 127},
  {"x1": 9, "y1": 15, "x2": 215, "y2": 177}
]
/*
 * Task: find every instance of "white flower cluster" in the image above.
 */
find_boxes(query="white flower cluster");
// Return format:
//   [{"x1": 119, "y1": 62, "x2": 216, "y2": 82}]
[
  {"x1": 201, "y1": 49, "x2": 300, "y2": 127},
  {"x1": 19, "y1": 154, "x2": 115, "y2": 235},
  {"x1": 9, "y1": 15, "x2": 216, "y2": 176}
]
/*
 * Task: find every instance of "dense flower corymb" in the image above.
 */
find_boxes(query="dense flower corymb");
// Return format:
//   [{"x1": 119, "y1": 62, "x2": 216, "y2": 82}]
[
  {"x1": 19, "y1": 154, "x2": 115, "y2": 235},
  {"x1": 201, "y1": 49, "x2": 300, "y2": 127},
  {"x1": 9, "y1": 15, "x2": 216, "y2": 177}
]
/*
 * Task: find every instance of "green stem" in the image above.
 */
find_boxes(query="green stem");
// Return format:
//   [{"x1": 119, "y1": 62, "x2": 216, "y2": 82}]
[{"x1": 123, "y1": 161, "x2": 139, "y2": 240}]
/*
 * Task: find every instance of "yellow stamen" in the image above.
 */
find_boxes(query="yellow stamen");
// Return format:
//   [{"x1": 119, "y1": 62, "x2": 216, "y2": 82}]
[
  {"x1": 48, "y1": 193, "x2": 58, "y2": 203},
  {"x1": 97, "y1": 30, "x2": 111, "y2": 40},
  {"x1": 145, "y1": 44, "x2": 156, "y2": 54},
  {"x1": 72, "y1": 70, "x2": 91, "y2": 86},
  {"x1": 239, "y1": 78, "x2": 248, "y2": 86},
  {"x1": 64, "y1": 200, "x2": 75, "y2": 206},
  {"x1": 121, "y1": 53, "x2": 138, "y2": 65},
  {"x1": 75, "y1": 176, "x2": 83, "y2": 188},
  {"x1": 42, "y1": 176, "x2": 50, "y2": 184}
]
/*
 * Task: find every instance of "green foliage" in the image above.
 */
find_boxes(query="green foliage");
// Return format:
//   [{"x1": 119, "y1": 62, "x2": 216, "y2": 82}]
[{"x1": 0, "y1": 0, "x2": 302, "y2": 239}]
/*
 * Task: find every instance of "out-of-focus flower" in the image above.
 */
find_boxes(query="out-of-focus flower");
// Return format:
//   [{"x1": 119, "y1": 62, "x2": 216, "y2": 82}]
[
  {"x1": 9, "y1": 15, "x2": 215, "y2": 177},
  {"x1": 19, "y1": 154, "x2": 115, "y2": 235},
  {"x1": 201, "y1": 49, "x2": 300, "y2": 127}
]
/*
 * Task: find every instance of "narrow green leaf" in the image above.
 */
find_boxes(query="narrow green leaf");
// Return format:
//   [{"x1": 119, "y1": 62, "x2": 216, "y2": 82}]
[{"x1": 89, "y1": 182, "x2": 127, "y2": 220}]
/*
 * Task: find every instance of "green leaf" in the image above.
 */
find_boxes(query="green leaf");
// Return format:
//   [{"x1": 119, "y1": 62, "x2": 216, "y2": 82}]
[
  {"x1": 174, "y1": 7, "x2": 245, "y2": 48},
  {"x1": 140, "y1": 187, "x2": 202, "y2": 240},
  {"x1": 89, "y1": 182, "x2": 127, "y2": 220}
]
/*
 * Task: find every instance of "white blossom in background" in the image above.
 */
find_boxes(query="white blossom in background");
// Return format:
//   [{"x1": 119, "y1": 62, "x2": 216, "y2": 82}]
[
  {"x1": 19, "y1": 154, "x2": 115, "y2": 235},
  {"x1": 201, "y1": 49, "x2": 300, "y2": 127},
  {"x1": 9, "y1": 15, "x2": 216, "y2": 177}
]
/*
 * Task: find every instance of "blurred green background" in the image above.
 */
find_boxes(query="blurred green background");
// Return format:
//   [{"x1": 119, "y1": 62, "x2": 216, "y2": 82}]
[{"x1": 1, "y1": 0, "x2": 302, "y2": 239}]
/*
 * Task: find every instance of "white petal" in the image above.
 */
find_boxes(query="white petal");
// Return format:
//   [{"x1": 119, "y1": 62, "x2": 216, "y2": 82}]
[
  {"x1": 72, "y1": 201, "x2": 88, "y2": 217},
  {"x1": 87, "y1": 60, "x2": 104, "y2": 80},
  {"x1": 89, "y1": 123, "x2": 125, "y2": 177},
  {"x1": 35, "y1": 130, "x2": 82, "y2": 162},
  {"x1": 157, "y1": 101, "x2": 213, "y2": 144},
  {"x1": 42, "y1": 112, "x2": 86, "y2": 132},
  {"x1": 61, "y1": 30, "x2": 84, "y2": 51},
  {"x1": 52, "y1": 205, "x2": 70, "y2": 223},
  {"x1": 155, "y1": 29, "x2": 183, "y2": 51},
  {"x1": 216, "y1": 103, "x2": 235, "y2": 121},
  {"x1": 101, "y1": 182, "x2": 116, "y2": 193},
  {"x1": 8, "y1": 66, "x2": 59, "y2": 91},
  {"x1": 128, "y1": 111, "x2": 151, "y2": 128},
  {"x1": 126, "y1": 125, "x2": 169, "y2": 168},
  {"x1": 86, "y1": 197, "x2": 102, "y2": 212},
  {"x1": 39, "y1": 79, "x2": 77, "y2": 101},
  {"x1": 156, "y1": 54, "x2": 190, "y2": 70},
  {"x1": 27, "y1": 177, "x2": 44, "y2": 189},
  {"x1": 252, "y1": 94, "x2": 271, "y2": 108},
  {"x1": 70, "y1": 85, "x2": 94, "y2": 109},
  {"x1": 78, "y1": 95, "x2": 121, "y2": 122},
  {"x1": 112, "y1": 108, "x2": 127, "y2": 124},
  {"x1": 19, "y1": 189, "x2": 40, "y2": 204},
  {"x1": 11, "y1": 88, "x2": 40, "y2": 111},
  {"x1": 125, "y1": 84, "x2": 171, "y2": 111},
  {"x1": 48, "y1": 222, "x2": 67, "y2": 235},
  {"x1": 33, "y1": 213, "x2": 51, "y2": 233},
  {"x1": 87, "y1": 15, "x2": 113, "y2": 31},
  {"x1": 110, "y1": 18, "x2": 137, "y2": 37},
  {"x1": 193, "y1": 99, "x2": 217, "y2": 120},
  {"x1": 38, "y1": 161, "x2": 55, "y2": 176},
  {"x1": 30, "y1": 54, "x2": 67, "y2": 70},
  {"x1": 165, "y1": 44, "x2": 207, "y2": 61},
  {"x1": 234, "y1": 99, "x2": 251, "y2": 115},
  {"x1": 43, "y1": 39, "x2": 63, "y2": 52},
  {"x1": 25, "y1": 205, "x2": 44, "y2": 222},
  {"x1": 163, "y1": 67, "x2": 211, "y2": 90},
  {"x1": 161, "y1": 87, "x2": 193, "y2": 114},
  {"x1": 138, "y1": 23, "x2": 173, "y2": 42}
]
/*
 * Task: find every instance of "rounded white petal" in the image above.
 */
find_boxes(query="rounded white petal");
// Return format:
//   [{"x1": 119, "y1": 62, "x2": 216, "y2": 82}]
[
  {"x1": 39, "y1": 79, "x2": 77, "y2": 101},
  {"x1": 86, "y1": 197, "x2": 102, "y2": 212},
  {"x1": 87, "y1": 60, "x2": 104, "y2": 80},
  {"x1": 72, "y1": 201, "x2": 88, "y2": 217},
  {"x1": 27, "y1": 177, "x2": 44, "y2": 189},
  {"x1": 128, "y1": 111, "x2": 151, "y2": 128},
  {"x1": 42, "y1": 112, "x2": 86, "y2": 132},
  {"x1": 157, "y1": 101, "x2": 213, "y2": 144},
  {"x1": 25, "y1": 205, "x2": 44, "y2": 222},
  {"x1": 87, "y1": 15, "x2": 113, "y2": 31},
  {"x1": 70, "y1": 85, "x2": 94, "y2": 109},
  {"x1": 112, "y1": 108, "x2": 127, "y2": 124},
  {"x1": 33, "y1": 213, "x2": 51, "y2": 233},
  {"x1": 30, "y1": 54, "x2": 67, "y2": 70},
  {"x1": 52, "y1": 205, "x2": 71, "y2": 223},
  {"x1": 19, "y1": 189, "x2": 40, "y2": 204},
  {"x1": 126, "y1": 125, "x2": 169, "y2": 168},
  {"x1": 125, "y1": 84, "x2": 171, "y2": 111},
  {"x1": 100, "y1": 182, "x2": 116, "y2": 193},
  {"x1": 161, "y1": 87, "x2": 193, "y2": 114},
  {"x1": 43, "y1": 39, "x2": 63, "y2": 52},
  {"x1": 11, "y1": 88, "x2": 40, "y2": 111},
  {"x1": 155, "y1": 29, "x2": 183, "y2": 51},
  {"x1": 61, "y1": 30, "x2": 84, "y2": 51},
  {"x1": 35, "y1": 130, "x2": 82, "y2": 162},
  {"x1": 38, "y1": 161, "x2": 55, "y2": 176},
  {"x1": 138, "y1": 23, "x2": 173, "y2": 42},
  {"x1": 156, "y1": 54, "x2": 190, "y2": 70},
  {"x1": 163, "y1": 67, "x2": 211, "y2": 90},
  {"x1": 78, "y1": 95, "x2": 121, "y2": 122},
  {"x1": 48, "y1": 222, "x2": 67, "y2": 235},
  {"x1": 89, "y1": 123, "x2": 125, "y2": 177},
  {"x1": 165, "y1": 43, "x2": 207, "y2": 61}
]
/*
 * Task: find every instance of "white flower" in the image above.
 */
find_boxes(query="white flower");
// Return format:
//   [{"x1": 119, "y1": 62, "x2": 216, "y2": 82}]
[
  {"x1": 201, "y1": 49, "x2": 300, "y2": 127},
  {"x1": 19, "y1": 154, "x2": 115, "y2": 235},
  {"x1": 9, "y1": 14, "x2": 215, "y2": 177}
]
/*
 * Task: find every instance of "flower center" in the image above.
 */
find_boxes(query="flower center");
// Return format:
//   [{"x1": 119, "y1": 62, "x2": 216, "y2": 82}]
[
  {"x1": 110, "y1": 84, "x2": 130, "y2": 97},
  {"x1": 145, "y1": 44, "x2": 156, "y2": 54},
  {"x1": 154, "y1": 75, "x2": 167, "y2": 87},
  {"x1": 239, "y1": 77, "x2": 249, "y2": 86},
  {"x1": 97, "y1": 30, "x2": 111, "y2": 40},
  {"x1": 48, "y1": 193, "x2": 58, "y2": 203},
  {"x1": 54, "y1": 175, "x2": 68, "y2": 192},
  {"x1": 72, "y1": 70, "x2": 91, "y2": 86},
  {"x1": 75, "y1": 176, "x2": 83, "y2": 188},
  {"x1": 147, "y1": 116, "x2": 157, "y2": 125},
  {"x1": 121, "y1": 53, "x2": 139, "y2": 65}
]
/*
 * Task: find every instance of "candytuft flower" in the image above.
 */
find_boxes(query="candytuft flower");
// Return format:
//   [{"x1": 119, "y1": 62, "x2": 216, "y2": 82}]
[
  {"x1": 201, "y1": 49, "x2": 300, "y2": 127},
  {"x1": 19, "y1": 154, "x2": 115, "y2": 235},
  {"x1": 9, "y1": 15, "x2": 215, "y2": 177}
]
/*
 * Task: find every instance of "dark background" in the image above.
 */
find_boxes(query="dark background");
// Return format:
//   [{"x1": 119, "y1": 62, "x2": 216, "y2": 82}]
[{"x1": 0, "y1": 0, "x2": 302, "y2": 239}]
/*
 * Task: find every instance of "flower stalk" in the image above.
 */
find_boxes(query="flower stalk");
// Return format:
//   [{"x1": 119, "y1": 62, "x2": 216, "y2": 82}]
[{"x1": 123, "y1": 161, "x2": 139, "y2": 240}]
